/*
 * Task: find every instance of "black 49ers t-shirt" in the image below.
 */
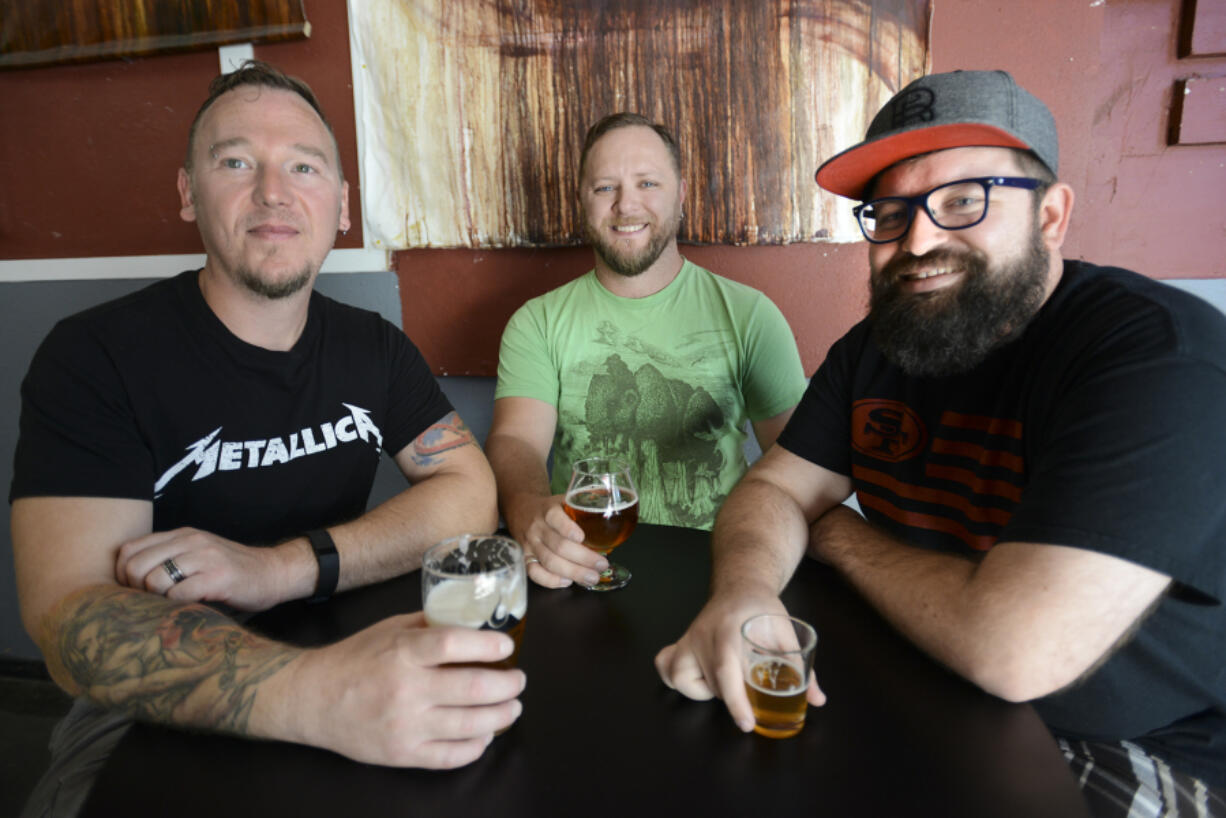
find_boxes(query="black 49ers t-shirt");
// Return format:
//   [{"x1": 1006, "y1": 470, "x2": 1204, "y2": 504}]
[
  {"x1": 11, "y1": 270, "x2": 453, "y2": 545},
  {"x1": 778, "y1": 260, "x2": 1226, "y2": 788}
]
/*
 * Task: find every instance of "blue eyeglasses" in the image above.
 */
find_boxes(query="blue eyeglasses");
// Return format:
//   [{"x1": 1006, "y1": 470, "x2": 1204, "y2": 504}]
[{"x1": 853, "y1": 177, "x2": 1044, "y2": 244}]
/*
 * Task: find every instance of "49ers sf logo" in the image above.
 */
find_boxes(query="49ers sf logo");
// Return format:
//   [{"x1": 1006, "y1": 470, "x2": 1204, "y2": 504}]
[{"x1": 851, "y1": 399, "x2": 926, "y2": 463}]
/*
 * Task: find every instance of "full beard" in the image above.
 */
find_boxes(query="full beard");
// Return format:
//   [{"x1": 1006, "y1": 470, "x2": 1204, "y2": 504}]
[
  {"x1": 586, "y1": 211, "x2": 681, "y2": 277},
  {"x1": 868, "y1": 226, "x2": 1050, "y2": 377},
  {"x1": 234, "y1": 264, "x2": 314, "y2": 300}
]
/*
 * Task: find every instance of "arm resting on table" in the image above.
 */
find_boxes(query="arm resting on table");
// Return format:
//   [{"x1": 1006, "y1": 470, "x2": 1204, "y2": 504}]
[
  {"x1": 809, "y1": 506, "x2": 1172, "y2": 702},
  {"x1": 321, "y1": 409, "x2": 499, "y2": 595},
  {"x1": 13, "y1": 495, "x2": 523, "y2": 769},
  {"x1": 14, "y1": 496, "x2": 300, "y2": 730},
  {"x1": 112, "y1": 410, "x2": 498, "y2": 611}
]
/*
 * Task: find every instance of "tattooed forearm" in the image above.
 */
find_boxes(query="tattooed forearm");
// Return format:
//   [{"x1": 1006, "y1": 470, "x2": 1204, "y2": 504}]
[
  {"x1": 45, "y1": 585, "x2": 300, "y2": 734},
  {"x1": 411, "y1": 410, "x2": 477, "y2": 467}
]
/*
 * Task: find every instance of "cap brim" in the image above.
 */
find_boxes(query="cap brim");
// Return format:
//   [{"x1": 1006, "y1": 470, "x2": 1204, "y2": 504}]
[{"x1": 815, "y1": 123, "x2": 1031, "y2": 200}]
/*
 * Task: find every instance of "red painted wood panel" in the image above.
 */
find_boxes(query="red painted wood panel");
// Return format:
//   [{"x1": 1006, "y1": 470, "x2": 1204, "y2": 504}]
[
  {"x1": 1179, "y1": 0, "x2": 1226, "y2": 57},
  {"x1": 1171, "y1": 75, "x2": 1226, "y2": 144}
]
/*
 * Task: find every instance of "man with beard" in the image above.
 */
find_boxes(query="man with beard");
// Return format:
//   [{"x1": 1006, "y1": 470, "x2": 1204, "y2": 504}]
[
  {"x1": 656, "y1": 71, "x2": 1225, "y2": 815},
  {"x1": 486, "y1": 113, "x2": 805, "y2": 589},
  {"x1": 11, "y1": 61, "x2": 521, "y2": 815}
]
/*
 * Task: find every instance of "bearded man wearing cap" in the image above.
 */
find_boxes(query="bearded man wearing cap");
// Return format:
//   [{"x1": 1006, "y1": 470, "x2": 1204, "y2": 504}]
[{"x1": 656, "y1": 70, "x2": 1226, "y2": 816}]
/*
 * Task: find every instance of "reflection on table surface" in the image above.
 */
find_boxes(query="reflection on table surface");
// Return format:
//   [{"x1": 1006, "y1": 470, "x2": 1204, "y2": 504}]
[{"x1": 82, "y1": 523, "x2": 1090, "y2": 818}]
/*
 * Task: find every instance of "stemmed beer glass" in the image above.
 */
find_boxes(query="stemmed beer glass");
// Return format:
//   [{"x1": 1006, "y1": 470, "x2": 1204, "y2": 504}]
[{"x1": 564, "y1": 457, "x2": 639, "y2": 591}]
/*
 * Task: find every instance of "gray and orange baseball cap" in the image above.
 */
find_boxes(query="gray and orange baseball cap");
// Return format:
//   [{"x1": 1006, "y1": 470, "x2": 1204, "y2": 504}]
[{"x1": 815, "y1": 69, "x2": 1058, "y2": 200}]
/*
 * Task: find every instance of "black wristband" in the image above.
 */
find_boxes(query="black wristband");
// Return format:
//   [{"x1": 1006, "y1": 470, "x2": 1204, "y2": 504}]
[{"x1": 305, "y1": 528, "x2": 340, "y2": 603}]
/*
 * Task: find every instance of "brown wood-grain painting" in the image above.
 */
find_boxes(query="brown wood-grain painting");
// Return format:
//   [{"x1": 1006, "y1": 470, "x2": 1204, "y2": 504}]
[
  {"x1": 0, "y1": 0, "x2": 309, "y2": 69},
  {"x1": 352, "y1": 0, "x2": 930, "y2": 248}
]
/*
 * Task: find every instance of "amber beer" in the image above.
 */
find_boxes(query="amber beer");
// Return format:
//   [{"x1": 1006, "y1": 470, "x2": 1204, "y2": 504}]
[
  {"x1": 566, "y1": 457, "x2": 638, "y2": 591},
  {"x1": 563, "y1": 487, "x2": 639, "y2": 554},
  {"x1": 744, "y1": 659, "x2": 808, "y2": 738},
  {"x1": 741, "y1": 613, "x2": 817, "y2": 738}
]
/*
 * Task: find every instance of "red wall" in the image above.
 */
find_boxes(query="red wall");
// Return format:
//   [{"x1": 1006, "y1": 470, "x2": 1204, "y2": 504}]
[
  {"x1": 2, "y1": 0, "x2": 1222, "y2": 375},
  {"x1": 932, "y1": 0, "x2": 1225, "y2": 280},
  {"x1": 0, "y1": 1, "x2": 363, "y2": 259}
]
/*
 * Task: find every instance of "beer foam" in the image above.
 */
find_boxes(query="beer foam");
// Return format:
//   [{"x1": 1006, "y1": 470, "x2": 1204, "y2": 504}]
[
  {"x1": 564, "y1": 488, "x2": 639, "y2": 514},
  {"x1": 424, "y1": 575, "x2": 527, "y2": 629},
  {"x1": 745, "y1": 659, "x2": 805, "y2": 695}
]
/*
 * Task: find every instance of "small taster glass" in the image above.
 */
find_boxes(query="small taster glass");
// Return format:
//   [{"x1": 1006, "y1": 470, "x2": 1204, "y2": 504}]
[{"x1": 741, "y1": 614, "x2": 818, "y2": 738}]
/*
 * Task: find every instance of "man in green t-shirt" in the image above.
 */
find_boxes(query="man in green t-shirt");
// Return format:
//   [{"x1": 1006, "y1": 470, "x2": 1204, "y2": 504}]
[{"x1": 486, "y1": 113, "x2": 806, "y2": 590}]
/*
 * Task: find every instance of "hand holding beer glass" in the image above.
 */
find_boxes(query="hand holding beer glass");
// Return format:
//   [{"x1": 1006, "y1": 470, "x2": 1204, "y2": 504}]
[
  {"x1": 564, "y1": 457, "x2": 639, "y2": 591},
  {"x1": 740, "y1": 614, "x2": 818, "y2": 738},
  {"x1": 422, "y1": 534, "x2": 528, "y2": 670}
]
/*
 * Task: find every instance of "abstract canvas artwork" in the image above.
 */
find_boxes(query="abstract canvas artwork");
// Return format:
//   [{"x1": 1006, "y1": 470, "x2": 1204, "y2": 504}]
[{"x1": 350, "y1": 0, "x2": 930, "y2": 248}]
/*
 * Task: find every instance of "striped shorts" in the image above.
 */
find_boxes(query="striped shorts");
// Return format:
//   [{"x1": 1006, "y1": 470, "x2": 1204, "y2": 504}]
[{"x1": 1058, "y1": 737, "x2": 1225, "y2": 818}]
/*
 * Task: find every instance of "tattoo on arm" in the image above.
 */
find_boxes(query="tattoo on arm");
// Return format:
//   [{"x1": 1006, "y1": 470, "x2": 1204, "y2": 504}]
[
  {"x1": 48, "y1": 586, "x2": 299, "y2": 734},
  {"x1": 410, "y1": 411, "x2": 476, "y2": 467}
]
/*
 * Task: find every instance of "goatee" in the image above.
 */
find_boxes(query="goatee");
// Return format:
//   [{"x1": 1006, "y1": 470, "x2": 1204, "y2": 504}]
[
  {"x1": 236, "y1": 265, "x2": 314, "y2": 300},
  {"x1": 869, "y1": 227, "x2": 1050, "y2": 377}
]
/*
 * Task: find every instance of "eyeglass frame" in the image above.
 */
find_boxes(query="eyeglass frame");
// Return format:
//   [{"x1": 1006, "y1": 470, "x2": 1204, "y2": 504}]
[{"x1": 851, "y1": 176, "x2": 1046, "y2": 245}]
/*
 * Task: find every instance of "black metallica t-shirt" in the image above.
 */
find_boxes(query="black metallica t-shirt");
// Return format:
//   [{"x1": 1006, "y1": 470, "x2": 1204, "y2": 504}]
[{"x1": 12, "y1": 270, "x2": 452, "y2": 545}]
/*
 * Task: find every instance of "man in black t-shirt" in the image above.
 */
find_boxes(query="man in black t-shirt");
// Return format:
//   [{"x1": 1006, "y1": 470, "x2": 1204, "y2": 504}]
[
  {"x1": 656, "y1": 70, "x2": 1225, "y2": 816},
  {"x1": 10, "y1": 61, "x2": 522, "y2": 813}
]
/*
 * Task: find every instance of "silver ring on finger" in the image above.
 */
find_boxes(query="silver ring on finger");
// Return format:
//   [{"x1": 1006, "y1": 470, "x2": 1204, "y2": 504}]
[
  {"x1": 524, "y1": 555, "x2": 541, "y2": 567},
  {"x1": 163, "y1": 557, "x2": 187, "y2": 585}
]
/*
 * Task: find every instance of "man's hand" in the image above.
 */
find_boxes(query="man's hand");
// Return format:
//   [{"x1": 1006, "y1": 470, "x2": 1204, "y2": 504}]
[
  {"x1": 506, "y1": 493, "x2": 605, "y2": 589},
  {"x1": 486, "y1": 397, "x2": 609, "y2": 588},
  {"x1": 654, "y1": 447, "x2": 840, "y2": 730},
  {"x1": 654, "y1": 592, "x2": 826, "y2": 732},
  {"x1": 115, "y1": 527, "x2": 307, "y2": 611},
  {"x1": 15, "y1": 497, "x2": 522, "y2": 771},
  {"x1": 288, "y1": 612, "x2": 525, "y2": 769}
]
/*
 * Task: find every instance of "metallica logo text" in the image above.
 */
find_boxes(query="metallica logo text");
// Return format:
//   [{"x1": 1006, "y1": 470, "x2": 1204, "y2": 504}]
[{"x1": 154, "y1": 403, "x2": 383, "y2": 496}]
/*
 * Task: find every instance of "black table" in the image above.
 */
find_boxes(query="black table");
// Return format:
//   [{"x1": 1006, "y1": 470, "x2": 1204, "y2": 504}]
[{"x1": 82, "y1": 524, "x2": 1090, "y2": 817}]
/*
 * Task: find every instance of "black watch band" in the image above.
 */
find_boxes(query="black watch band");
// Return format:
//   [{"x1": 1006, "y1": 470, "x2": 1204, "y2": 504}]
[{"x1": 305, "y1": 528, "x2": 340, "y2": 603}]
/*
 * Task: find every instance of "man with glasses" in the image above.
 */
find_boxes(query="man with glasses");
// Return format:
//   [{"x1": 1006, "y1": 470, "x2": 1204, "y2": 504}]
[{"x1": 657, "y1": 70, "x2": 1225, "y2": 816}]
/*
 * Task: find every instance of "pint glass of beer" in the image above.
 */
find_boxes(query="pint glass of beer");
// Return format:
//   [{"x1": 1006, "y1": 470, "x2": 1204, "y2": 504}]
[
  {"x1": 740, "y1": 614, "x2": 817, "y2": 738},
  {"x1": 422, "y1": 534, "x2": 527, "y2": 670},
  {"x1": 564, "y1": 457, "x2": 639, "y2": 591}
]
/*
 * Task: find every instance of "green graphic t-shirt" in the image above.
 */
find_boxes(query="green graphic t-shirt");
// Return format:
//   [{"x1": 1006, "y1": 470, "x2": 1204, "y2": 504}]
[{"x1": 496, "y1": 261, "x2": 806, "y2": 529}]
